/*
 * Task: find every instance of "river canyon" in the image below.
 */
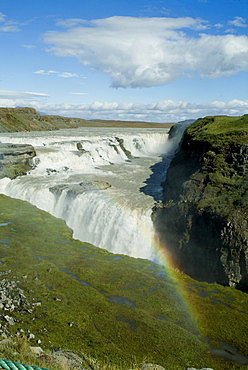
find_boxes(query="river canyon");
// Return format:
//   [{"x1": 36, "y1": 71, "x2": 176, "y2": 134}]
[{"x1": 0, "y1": 126, "x2": 184, "y2": 262}]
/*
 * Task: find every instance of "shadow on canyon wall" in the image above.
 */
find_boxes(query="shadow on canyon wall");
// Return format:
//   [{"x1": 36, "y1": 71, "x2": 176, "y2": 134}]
[{"x1": 139, "y1": 155, "x2": 172, "y2": 201}]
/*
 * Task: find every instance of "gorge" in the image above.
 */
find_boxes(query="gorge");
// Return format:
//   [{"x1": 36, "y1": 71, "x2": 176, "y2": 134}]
[
  {"x1": 1, "y1": 110, "x2": 248, "y2": 370},
  {"x1": 0, "y1": 114, "x2": 248, "y2": 291},
  {"x1": 0, "y1": 126, "x2": 183, "y2": 262}
]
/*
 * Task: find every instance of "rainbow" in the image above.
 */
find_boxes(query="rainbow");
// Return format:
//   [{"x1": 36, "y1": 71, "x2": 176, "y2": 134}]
[
  {"x1": 90, "y1": 180, "x2": 201, "y2": 336},
  {"x1": 93, "y1": 181, "x2": 202, "y2": 336},
  {"x1": 151, "y1": 233, "x2": 201, "y2": 336}
]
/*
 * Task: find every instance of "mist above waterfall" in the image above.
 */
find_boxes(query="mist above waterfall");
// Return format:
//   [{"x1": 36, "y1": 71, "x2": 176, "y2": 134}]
[{"x1": 0, "y1": 127, "x2": 182, "y2": 261}]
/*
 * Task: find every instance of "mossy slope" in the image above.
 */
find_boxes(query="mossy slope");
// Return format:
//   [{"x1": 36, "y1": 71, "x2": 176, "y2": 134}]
[{"x1": 0, "y1": 195, "x2": 248, "y2": 370}]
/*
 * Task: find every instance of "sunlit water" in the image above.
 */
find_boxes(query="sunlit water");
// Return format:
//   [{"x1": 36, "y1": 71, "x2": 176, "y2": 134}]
[{"x1": 0, "y1": 127, "x2": 182, "y2": 261}]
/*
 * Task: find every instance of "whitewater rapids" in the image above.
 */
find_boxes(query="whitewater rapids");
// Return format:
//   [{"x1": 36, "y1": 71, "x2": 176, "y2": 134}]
[{"x1": 0, "y1": 127, "x2": 181, "y2": 262}]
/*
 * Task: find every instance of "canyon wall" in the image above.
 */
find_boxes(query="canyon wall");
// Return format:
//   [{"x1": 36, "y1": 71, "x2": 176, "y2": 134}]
[{"x1": 153, "y1": 115, "x2": 248, "y2": 292}]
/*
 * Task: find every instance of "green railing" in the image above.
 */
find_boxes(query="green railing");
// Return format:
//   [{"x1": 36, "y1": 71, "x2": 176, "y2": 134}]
[{"x1": 0, "y1": 359, "x2": 48, "y2": 370}]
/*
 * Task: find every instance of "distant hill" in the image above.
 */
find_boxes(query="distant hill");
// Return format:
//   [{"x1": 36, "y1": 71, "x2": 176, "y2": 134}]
[{"x1": 0, "y1": 107, "x2": 174, "y2": 131}]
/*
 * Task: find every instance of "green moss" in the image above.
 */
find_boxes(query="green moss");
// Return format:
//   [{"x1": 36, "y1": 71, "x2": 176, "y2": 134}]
[
  {"x1": 0, "y1": 194, "x2": 248, "y2": 369},
  {"x1": 179, "y1": 115, "x2": 248, "y2": 216},
  {"x1": 187, "y1": 115, "x2": 248, "y2": 147}
]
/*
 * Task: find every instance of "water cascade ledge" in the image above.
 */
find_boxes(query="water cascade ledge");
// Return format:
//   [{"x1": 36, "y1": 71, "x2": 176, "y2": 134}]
[{"x1": 0, "y1": 127, "x2": 184, "y2": 261}]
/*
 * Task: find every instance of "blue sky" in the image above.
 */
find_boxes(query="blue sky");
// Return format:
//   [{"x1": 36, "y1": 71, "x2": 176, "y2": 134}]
[{"x1": 0, "y1": 0, "x2": 248, "y2": 122}]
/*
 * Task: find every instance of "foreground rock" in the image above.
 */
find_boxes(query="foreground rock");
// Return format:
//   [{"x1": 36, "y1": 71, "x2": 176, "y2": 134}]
[
  {"x1": 153, "y1": 115, "x2": 248, "y2": 292},
  {"x1": 0, "y1": 273, "x2": 35, "y2": 337},
  {"x1": 0, "y1": 143, "x2": 36, "y2": 179}
]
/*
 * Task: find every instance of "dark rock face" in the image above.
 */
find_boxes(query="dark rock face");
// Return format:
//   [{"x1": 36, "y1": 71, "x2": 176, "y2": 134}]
[
  {"x1": 152, "y1": 118, "x2": 248, "y2": 292},
  {"x1": 0, "y1": 143, "x2": 36, "y2": 179}
]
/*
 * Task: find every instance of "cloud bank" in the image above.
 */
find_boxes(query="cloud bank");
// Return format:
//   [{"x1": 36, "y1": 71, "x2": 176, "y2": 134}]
[
  {"x1": 43, "y1": 16, "x2": 248, "y2": 88},
  {"x1": 1, "y1": 92, "x2": 247, "y2": 122}
]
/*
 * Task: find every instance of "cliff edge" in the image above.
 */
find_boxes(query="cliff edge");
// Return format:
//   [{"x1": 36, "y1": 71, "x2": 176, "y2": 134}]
[{"x1": 153, "y1": 115, "x2": 248, "y2": 292}]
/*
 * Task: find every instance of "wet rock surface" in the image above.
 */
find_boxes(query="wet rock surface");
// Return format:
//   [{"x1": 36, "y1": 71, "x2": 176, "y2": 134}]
[
  {"x1": 0, "y1": 143, "x2": 36, "y2": 179},
  {"x1": 49, "y1": 180, "x2": 111, "y2": 196}
]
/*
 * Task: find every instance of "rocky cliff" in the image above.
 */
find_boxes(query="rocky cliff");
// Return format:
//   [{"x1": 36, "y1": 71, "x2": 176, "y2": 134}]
[
  {"x1": 152, "y1": 115, "x2": 248, "y2": 292},
  {"x1": 0, "y1": 143, "x2": 36, "y2": 179}
]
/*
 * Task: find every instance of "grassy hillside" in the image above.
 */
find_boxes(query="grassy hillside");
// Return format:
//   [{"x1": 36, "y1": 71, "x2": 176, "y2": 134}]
[
  {"x1": 186, "y1": 115, "x2": 248, "y2": 144},
  {"x1": 0, "y1": 107, "x2": 173, "y2": 131},
  {"x1": 0, "y1": 195, "x2": 248, "y2": 370},
  {"x1": 182, "y1": 115, "x2": 248, "y2": 216}
]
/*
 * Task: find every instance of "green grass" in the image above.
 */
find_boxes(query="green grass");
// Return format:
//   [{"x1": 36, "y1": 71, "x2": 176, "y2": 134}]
[
  {"x1": 0, "y1": 195, "x2": 248, "y2": 370},
  {"x1": 180, "y1": 115, "x2": 248, "y2": 216},
  {"x1": 187, "y1": 115, "x2": 248, "y2": 145}
]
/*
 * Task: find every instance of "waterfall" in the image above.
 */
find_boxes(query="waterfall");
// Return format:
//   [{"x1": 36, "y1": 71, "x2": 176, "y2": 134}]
[{"x1": 0, "y1": 127, "x2": 183, "y2": 261}]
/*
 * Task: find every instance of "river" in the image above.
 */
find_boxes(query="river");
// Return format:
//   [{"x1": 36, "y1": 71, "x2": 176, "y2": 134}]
[{"x1": 0, "y1": 127, "x2": 182, "y2": 262}]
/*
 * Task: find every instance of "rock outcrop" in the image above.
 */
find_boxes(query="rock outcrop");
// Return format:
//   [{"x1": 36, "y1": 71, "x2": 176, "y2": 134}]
[
  {"x1": 152, "y1": 115, "x2": 248, "y2": 292},
  {"x1": 0, "y1": 272, "x2": 36, "y2": 337},
  {"x1": 0, "y1": 143, "x2": 36, "y2": 179}
]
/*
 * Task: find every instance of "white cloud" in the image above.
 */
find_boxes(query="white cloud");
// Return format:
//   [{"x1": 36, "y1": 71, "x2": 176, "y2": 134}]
[
  {"x1": 42, "y1": 16, "x2": 248, "y2": 88},
  {"x1": 70, "y1": 92, "x2": 87, "y2": 95},
  {"x1": 214, "y1": 23, "x2": 223, "y2": 29},
  {"x1": 229, "y1": 16, "x2": 247, "y2": 28},
  {"x1": 0, "y1": 24, "x2": 20, "y2": 32},
  {"x1": 56, "y1": 18, "x2": 88, "y2": 28},
  {"x1": 1, "y1": 97, "x2": 247, "y2": 123},
  {"x1": 21, "y1": 44, "x2": 36, "y2": 49},
  {"x1": 34, "y1": 70, "x2": 58, "y2": 75},
  {"x1": 0, "y1": 12, "x2": 6, "y2": 22},
  {"x1": 0, "y1": 90, "x2": 49, "y2": 99},
  {"x1": 0, "y1": 13, "x2": 25, "y2": 32},
  {"x1": 33, "y1": 70, "x2": 83, "y2": 78},
  {"x1": 58, "y1": 72, "x2": 80, "y2": 78}
]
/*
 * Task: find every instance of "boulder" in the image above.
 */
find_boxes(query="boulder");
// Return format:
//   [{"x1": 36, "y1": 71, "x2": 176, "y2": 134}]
[{"x1": 140, "y1": 364, "x2": 165, "y2": 370}]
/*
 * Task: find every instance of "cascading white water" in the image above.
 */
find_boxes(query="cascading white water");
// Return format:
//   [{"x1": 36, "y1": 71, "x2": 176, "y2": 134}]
[{"x1": 0, "y1": 127, "x2": 182, "y2": 261}]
